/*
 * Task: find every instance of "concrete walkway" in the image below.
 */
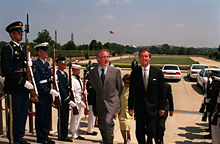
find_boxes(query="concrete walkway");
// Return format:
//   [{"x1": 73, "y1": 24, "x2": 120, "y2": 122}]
[{"x1": 0, "y1": 56, "x2": 214, "y2": 144}]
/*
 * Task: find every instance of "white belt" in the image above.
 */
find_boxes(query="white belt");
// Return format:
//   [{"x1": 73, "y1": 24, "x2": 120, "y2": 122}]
[{"x1": 39, "y1": 79, "x2": 48, "y2": 84}]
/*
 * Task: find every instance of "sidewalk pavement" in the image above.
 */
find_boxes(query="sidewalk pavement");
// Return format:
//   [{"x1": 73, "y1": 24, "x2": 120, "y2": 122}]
[{"x1": 0, "y1": 56, "x2": 214, "y2": 144}]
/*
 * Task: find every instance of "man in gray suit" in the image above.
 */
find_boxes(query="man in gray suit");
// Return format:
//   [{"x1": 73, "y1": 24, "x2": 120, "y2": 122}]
[{"x1": 89, "y1": 49, "x2": 123, "y2": 144}]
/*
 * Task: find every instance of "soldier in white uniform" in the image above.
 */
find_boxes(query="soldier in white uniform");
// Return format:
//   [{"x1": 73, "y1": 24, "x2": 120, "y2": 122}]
[{"x1": 69, "y1": 64, "x2": 86, "y2": 140}]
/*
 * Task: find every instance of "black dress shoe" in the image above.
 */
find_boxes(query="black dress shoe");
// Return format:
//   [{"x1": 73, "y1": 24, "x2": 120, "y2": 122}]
[
  {"x1": 87, "y1": 131, "x2": 98, "y2": 136},
  {"x1": 19, "y1": 140, "x2": 30, "y2": 144},
  {"x1": 45, "y1": 138, "x2": 56, "y2": 144},
  {"x1": 204, "y1": 134, "x2": 212, "y2": 139},
  {"x1": 61, "y1": 138, "x2": 73, "y2": 142},
  {"x1": 76, "y1": 136, "x2": 85, "y2": 140}
]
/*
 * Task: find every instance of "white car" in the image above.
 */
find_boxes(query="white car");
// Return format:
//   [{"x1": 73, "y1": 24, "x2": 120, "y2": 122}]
[
  {"x1": 162, "y1": 64, "x2": 181, "y2": 81},
  {"x1": 196, "y1": 68, "x2": 220, "y2": 93},
  {"x1": 187, "y1": 64, "x2": 209, "y2": 79}
]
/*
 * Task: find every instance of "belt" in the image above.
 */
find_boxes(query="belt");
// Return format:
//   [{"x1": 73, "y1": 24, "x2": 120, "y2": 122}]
[
  {"x1": 14, "y1": 68, "x2": 26, "y2": 72},
  {"x1": 39, "y1": 79, "x2": 48, "y2": 84}
]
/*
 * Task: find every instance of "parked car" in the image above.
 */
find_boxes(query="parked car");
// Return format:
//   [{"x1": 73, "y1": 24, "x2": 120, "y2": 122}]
[
  {"x1": 196, "y1": 68, "x2": 220, "y2": 93},
  {"x1": 187, "y1": 64, "x2": 209, "y2": 80},
  {"x1": 161, "y1": 64, "x2": 181, "y2": 81}
]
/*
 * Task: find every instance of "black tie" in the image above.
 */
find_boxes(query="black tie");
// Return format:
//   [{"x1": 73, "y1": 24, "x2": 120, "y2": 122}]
[{"x1": 101, "y1": 68, "x2": 105, "y2": 86}]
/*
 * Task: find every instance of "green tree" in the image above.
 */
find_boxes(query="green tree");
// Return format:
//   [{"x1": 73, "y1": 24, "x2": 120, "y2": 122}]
[
  {"x1": 33, "y1": 29, "x2": 52, "y2": 44},
  {"x1": 161, "y1": 44, "x2": 170, "y2": 54},
  {"x1": 62, "y1": 41, "x2": 76, "y2": 50},
  {"x1": 89, "y1": 40, "x2": 98, "y2": 50},
  {"x1": 149, "y1": 46, "x2": 161, "y2": 54}
]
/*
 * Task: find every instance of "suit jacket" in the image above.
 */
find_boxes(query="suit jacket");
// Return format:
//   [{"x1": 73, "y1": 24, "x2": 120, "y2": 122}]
[
  {"x1": 128, "y1": 66, "x2": 165, "y2": 118},
  {"x1": 164, "y1": 82, "x2": 174, "y2": 117},
  {"x1": 89, "y1": 65, "x2": 123, "y2": 116}
]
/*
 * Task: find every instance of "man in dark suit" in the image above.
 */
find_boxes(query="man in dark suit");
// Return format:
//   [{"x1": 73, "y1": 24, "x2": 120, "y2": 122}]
[
  {"x1": 1, "y1": 21, "x2": 33, "y2": 144},
  {"x1": 131, "y1": 59, "x2": 138, "y2": 71},
  {"x1": 33, "y1": 42, "x2": 59, "y2": 144},
  {"x1": 89, "y1": 49, "x2": 123, "y2": 144},
  {"x1": 128, "y1": 48, "x2": 165, "y2": 144},
  {"x1": 56, "y1": 57, "x2": 73, "y2": 142},
  {"x1": 155, "y1": 82, "x2": 174, "y2": 143}
]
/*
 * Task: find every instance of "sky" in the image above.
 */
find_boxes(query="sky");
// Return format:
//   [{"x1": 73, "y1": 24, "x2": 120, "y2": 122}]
[{"x1": 0, "y1": 0, "x2": 220, "y2": 48}]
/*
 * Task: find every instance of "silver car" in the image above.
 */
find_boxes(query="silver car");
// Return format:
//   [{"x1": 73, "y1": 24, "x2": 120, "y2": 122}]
[{"x1": 187, "y1": 64, "x2": 209, "y2": 80}]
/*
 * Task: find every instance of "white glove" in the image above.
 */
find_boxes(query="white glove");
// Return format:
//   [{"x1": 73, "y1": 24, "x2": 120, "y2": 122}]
[
  {"x1": 69, "y1": 100, "x2": 77, "y2": 107},
  {"x1": 28, "y1": 60, "x2": 33, "y2": 67},
  {"x1": 50, "y1": 89, "x2": 59, "y2": 97},
  {"x1": 205, "y1": 98, "x2": 211, "y2": 103},
  {"x1": 79, "y1": 101, "x2": 86, "y2": 108},
  {"x1": 217, "y1": 96, "x2": 220, "y2": 104},
  {"x1": 24, "y1": 81, "x2": 33, "y2": 90}
]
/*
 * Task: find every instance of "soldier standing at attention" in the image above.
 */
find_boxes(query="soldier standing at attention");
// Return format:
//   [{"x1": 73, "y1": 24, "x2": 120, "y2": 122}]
[
  {"x1": 69, "y1": 64, "x2": 86, "y2": 140},
  {"x1": 33, "y1": 42, "x2": 59, "y2": 144},
  {"x1": 56, "y1": 57, "x2": 74, "y2": 142},
  {"x1": 1, "y1": 21, "x2": 33, "y2": 144}
]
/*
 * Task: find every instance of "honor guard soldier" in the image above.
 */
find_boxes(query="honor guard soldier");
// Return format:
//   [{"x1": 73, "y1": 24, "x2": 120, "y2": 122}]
[
  {"x1": 56, "y1": 57, "x2": 74, "y2": 142},
  {"x1": 210, "y1": 71, "x2": 220, "y2": 143},
  {"x1": 33, "y1": 42, "x2": 59, "y2": 144},
  {"x1": 69, "y1": 64, "x2": 86, "y2": 140},
  {"x1": 203, "y1": 70, "x2": 220, "y2": 139},
  {"x1": 1, "y1": 21, "x2": 33, "y2": 144}
]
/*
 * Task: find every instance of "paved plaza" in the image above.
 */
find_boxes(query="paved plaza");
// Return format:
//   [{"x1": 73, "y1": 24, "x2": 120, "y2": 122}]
[{"x1": 0, "y1": 56, "x2": 217, "y2": 143}]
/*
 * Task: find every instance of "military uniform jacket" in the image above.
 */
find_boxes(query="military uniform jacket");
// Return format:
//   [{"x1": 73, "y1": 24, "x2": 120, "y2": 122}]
[
  {"x1": 1, "y1": 41, "x2": 27, "y2": 93},
  {"x1": 33, "y1": 58, "x2": 52, "y2": 104},
  {"x1": 71, "y1": 75, "x2": 84, "y2": 105},
  {"x1": 56, "y1": 70, "x2": 70, "y2": 103}
]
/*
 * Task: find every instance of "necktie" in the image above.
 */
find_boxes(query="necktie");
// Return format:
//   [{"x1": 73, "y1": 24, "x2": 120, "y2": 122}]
[
  {"x1": 143, "y1": 69, "x2": 148, "y2": 90},
  {"x1": 101, "y1": 68, "x2": 105, "y2": 86}
]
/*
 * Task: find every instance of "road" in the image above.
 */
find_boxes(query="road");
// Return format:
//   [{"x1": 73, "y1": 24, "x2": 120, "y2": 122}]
[{"x1": 190, "y1": 56, "x2": 220, "y2": 68}]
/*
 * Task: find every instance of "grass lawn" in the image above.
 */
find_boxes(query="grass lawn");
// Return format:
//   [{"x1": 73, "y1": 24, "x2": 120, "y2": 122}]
[{"x1": 112, "y1": 56, "x2": 196, "y2": 65}]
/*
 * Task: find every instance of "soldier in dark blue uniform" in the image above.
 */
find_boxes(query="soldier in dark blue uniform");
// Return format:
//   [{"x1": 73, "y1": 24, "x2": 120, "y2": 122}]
[
  {"x1": 33, "y1": 42, "x2": 59, "y2": 144},
  {"x1": 56, "y1": 57, "x2": 74, "y2": 142},
  {"x1": 1, "y1": 21, "x2": 33, "y2": 144}
]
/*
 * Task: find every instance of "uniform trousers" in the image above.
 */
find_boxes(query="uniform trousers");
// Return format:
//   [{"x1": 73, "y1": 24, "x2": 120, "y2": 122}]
[
  {"x1": 7, "y1": 91, "x2": 29, "y2": 144},
  {"x1": 98, "y1": 109, "x2": 115, "y2": 144},
  {"x1": 57, "y1": 101, "x2": 70, "y2": 139},
  {"x1": 35, "y1": 101, "x2": 52, "y2": 142},
  {"x1": 70, "y1": 106, "x2": 84, "y2": 138},
  {"x1": 87, "y1": 105, "x2": 96, "y2": 133}
]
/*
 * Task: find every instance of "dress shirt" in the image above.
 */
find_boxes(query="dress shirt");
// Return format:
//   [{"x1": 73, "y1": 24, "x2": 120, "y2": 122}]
[
  {"x1": 98, "y1": 65, "x2": 108, "y2": 77},
  {"x1": 12, "y1": 40, "x2": 23, "y2": 51},
  {"x1": 142, "y1": 65, "x2": 150, "y2": 80}
]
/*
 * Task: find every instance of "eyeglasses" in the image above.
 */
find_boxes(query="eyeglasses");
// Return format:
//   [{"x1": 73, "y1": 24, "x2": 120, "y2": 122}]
[{"x1": 99, "y1": 56, "x2": 110, "y2": 58}]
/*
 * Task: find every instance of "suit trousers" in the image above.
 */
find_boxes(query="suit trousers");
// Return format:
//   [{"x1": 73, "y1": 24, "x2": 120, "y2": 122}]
[
  {"x1": 136, "y1": 116, "x2": 146, "y2": 144},
  {"x1": 7, "y1": 91, "x2": 29, "y2": 143},
  {"x1": 98, "y1": 111, "x2": 115, "y2": 144},
  {"x1": 211, "y1": 118, "x2": 220, "y2": 144},
  {"x1": 87, "y1": 105, "x2": 96, "y2": 133}
]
